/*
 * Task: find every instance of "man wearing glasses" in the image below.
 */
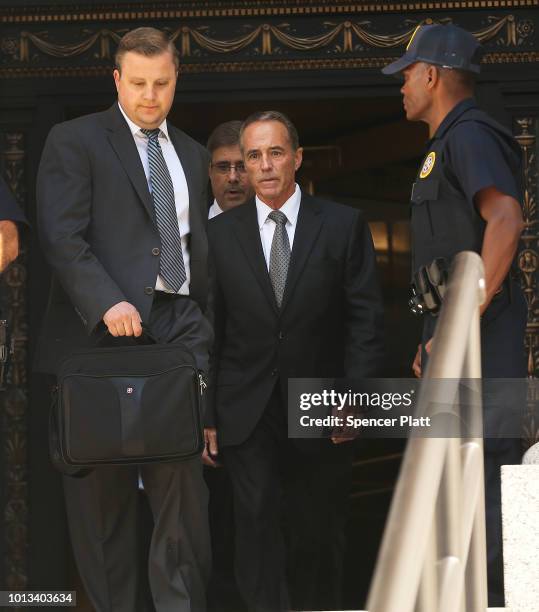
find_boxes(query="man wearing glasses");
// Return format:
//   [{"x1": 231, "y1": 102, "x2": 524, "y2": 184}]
[
  {"x1": 207, "y1": 121, "x2": 254, "y2": 219},
  {"x1": 205, "y1": 120, "x2": 253, "y2": 612}
]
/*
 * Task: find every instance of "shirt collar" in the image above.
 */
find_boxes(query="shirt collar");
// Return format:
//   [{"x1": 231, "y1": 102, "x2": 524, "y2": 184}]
[
  {"x1": 430, "y1": 97, "x2": 477, "y2": 142},
  {"x1": 117, "y1": 102, "x2": 169, "y2": 141},
  {"x1": 256, "y1": 183, "x2": 301, "y2": 231},
  {"x1": 211, "y1": 200, "x2": 224, "y2": 214}
]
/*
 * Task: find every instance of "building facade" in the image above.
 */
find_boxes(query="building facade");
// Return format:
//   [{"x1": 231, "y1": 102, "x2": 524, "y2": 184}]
[{"x1": 1, "y1": 0, "x2": 538, "y2": 602}]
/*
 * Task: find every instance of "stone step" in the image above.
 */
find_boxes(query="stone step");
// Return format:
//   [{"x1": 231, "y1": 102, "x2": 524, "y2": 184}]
[{"x1": 502, "y1": 461, "x2": 539, "y2": 612}]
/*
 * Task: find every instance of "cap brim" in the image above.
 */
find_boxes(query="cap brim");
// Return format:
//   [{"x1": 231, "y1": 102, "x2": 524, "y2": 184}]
[{"x1": 381, "y1": 54, "x2": 415, "y2": 75}]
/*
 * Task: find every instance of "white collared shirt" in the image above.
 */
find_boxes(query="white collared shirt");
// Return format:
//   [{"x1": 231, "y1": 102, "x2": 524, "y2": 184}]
[
  {"x1": 208, "y1": 200, "x2": 224, "y2": 220},
  {"x1": 255, "y1": 184, "x2": 301, "y2": 270},
  {"x1": 118, "y1": 102, "x2": 190, "y2": 295}
]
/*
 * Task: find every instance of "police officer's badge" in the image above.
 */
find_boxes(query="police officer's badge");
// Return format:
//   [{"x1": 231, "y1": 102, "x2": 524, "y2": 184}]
[{"x1": 419, "y1": 152, "x2": 436, "y2": 179}]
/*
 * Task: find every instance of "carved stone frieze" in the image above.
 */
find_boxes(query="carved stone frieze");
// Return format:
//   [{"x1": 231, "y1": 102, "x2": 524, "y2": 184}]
[
  {"x1": 12, "y1": 15, "x2": 529, "y2": 62},
  {"x1": 515, "y1": 118, "x2": 538, "y2": 379},
  {"x1": 0, "y1": 10, "x2": 537, "y2": 77},
  {"x1": 1, "y1": 0, "x2": 539, "y2": 23}
]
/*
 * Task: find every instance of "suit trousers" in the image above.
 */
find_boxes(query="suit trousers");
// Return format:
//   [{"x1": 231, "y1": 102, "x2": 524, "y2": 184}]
[
  {"x1": 63, "y1": 292, "x2": 213, "y2": 612},
  {"x1": 422, "y1": 280, "x2": 527, "y2": 607},
  {"x1": 222, "y1": 383, "x2": 353, "y2": 612},
  {"x1": 204, "y1": 464, "x2": 243, "y2": 612}
]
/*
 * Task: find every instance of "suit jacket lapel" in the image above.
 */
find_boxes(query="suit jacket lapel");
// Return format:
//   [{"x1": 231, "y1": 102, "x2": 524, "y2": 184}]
[
  {"x1": 280, "y1": 194, "x2": 324, "y2": 313},
  {"x1": 105, "y1": 104, "x2": 155, "y2": 222},
  {"x1": 233, "y1": 201, "x2": 279, "y2": 315}
]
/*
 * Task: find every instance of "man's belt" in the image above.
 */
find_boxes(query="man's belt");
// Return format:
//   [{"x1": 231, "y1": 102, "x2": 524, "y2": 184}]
[{"x1": 409, "y1": 258, "x2": 448, "y2": 316}]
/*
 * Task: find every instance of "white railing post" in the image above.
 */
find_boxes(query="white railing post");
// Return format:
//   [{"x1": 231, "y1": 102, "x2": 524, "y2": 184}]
[
  {"x1": 416, "y1": 517, "x2": 439, "y2": 612},
  {"x1": 366, "y1": 252, "x2": 487, "y2": 612},
  {"x1": 462, "y1": 312, "x2": 488, "y2": 612}
]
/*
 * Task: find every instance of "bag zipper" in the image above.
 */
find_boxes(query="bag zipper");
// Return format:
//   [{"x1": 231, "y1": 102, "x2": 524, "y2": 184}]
[
  {"x1": 63, "y1": 364, "x2": 196, "y2": 380},
  {"x1": 198, "y1": 372, "x2": 207, "y2": 396},
  {"x1": 62, "y1": 366, "x2": 208, "y2": 396}
]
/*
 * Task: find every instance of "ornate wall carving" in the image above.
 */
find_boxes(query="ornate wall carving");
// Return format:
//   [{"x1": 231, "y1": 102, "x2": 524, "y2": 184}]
[
  {"x1": 516, "y1": 118, "x2": 539, "y2": 377},
  {"x1": 0, "y1": 6, "x2": 537, "y2": 77},
  {"x1": 1, "y1": 0, "x2": 538, "y2": 22},
  {"x1": 515, "y1": 119, "x2": 539, "y2": 449},
  {"x1": 12, "y1": 14, "x2": 528, "y2": 60},
  {"x1": 0, "y1": 132, "x2": 28, "y2": 592}
]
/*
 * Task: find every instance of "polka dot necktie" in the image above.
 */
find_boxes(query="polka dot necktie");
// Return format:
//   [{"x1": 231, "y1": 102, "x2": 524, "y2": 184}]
[
  {"x1": 268, "y1": 210, "x2": 291, "y2": 308},
  {"x1": 141, "y1": 128, "x2": 186, "y2": 293}
]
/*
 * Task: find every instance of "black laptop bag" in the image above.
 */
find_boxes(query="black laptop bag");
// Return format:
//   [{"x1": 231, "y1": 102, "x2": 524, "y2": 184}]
[{"x1": 49, "y1": 332, "x2": 205, "y2": 476}]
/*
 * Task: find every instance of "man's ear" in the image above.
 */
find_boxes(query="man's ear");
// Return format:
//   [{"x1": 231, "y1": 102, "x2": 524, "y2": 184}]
[
  {"x1": 113, "y1": 68, "x2": 121, "y2": 91},
  {"x1": 294, "y1": 147, "x2": 303, "y2": 171},
  {"x1": 426, "y1": 64, "x2": 439, "y2": 90}
]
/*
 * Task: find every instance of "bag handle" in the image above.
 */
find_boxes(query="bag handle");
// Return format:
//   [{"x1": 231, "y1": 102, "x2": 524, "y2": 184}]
[{"x1": 94, "y1": 323, "x2": 160, "y2": 346}]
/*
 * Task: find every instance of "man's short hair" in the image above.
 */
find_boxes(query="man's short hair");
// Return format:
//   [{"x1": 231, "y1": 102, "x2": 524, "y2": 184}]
[
  {"x1": 438, "y1": 66, "x2": 476, "y2": 93},
  {"x1": 115, "y1": 27, "x2": 179, "y2": 72},
  {"x1": 207, "y1": 121, "x2": 243, "y2": 155},
  {"x1": 240, "y1": 110, "x2": 299, "y2": 151}
]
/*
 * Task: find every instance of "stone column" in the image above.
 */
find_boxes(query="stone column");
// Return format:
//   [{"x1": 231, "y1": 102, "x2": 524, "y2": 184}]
[{"x1": 501, "y1": 444, "x2": 539, "y2": 611}]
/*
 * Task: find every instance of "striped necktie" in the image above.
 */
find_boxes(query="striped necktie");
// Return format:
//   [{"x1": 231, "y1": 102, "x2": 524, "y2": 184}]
[{"x1": 141, "y1": 128, "x2": 186, "y2": 293}]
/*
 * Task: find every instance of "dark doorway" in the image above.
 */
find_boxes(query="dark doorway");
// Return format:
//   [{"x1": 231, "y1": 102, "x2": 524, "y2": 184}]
[
  {"x1": 66, "y1": 93, "x2": 427, "y2": 376},
  {"x1": 168, "y1": 94, "x2": 426, "y2": 375}
]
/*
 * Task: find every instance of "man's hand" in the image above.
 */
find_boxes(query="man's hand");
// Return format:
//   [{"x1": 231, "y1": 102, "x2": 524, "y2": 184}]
[
  {"x1": 412, "y1": 338, "x2": 432, "y2": 378},
  {"x1": 0, "y1": 220, "x2": 19, "y2": 273},
  {"x1": 331, "y1": 426, "x2": 356, "y2": 445},
  {"x1": 103, "y1": 301, "x2": 143, "y2": 337},
  {"x1": 330, "y1": 400, "x2": 358, "y2": 444},
  {"x1": 202, "y1": 427, "x2": 220, "y2": 467}
]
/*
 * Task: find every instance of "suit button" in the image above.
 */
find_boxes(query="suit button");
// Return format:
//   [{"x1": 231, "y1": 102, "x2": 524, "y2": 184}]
[
  {"x1": 144, "y1": 287, "x2": 154, "y2": 295},
  {"x1": 152, "y1": 247, "x2": 160, "y2": 256},
  {"x1": 271, "y1": 369, "x2": 278, "y2": 377}
]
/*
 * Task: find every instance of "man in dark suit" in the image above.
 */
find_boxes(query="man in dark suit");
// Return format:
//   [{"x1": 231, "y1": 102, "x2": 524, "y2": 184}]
[
  {"x1": 36, "y1": 27, "x2": 212, "y2": 612},
  {"x1": 206, "y1": 111, "x2": 384, "y2": 612}
]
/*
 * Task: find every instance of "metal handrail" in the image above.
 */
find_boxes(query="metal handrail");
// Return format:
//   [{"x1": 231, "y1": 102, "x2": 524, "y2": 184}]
[{"x1": 366, "y1": 251, "x2": 488, "y2": 612}]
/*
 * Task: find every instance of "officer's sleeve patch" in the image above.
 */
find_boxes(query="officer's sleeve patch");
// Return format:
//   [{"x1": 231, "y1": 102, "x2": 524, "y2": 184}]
[{"x1": 420, "y1": 151, "x2": 436, "y2": 179}]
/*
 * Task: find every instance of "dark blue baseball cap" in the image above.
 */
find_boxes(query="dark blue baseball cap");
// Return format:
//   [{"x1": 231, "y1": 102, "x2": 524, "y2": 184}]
[{"x1": 382, "y1": 24, "x2": 483, "y2": 75}]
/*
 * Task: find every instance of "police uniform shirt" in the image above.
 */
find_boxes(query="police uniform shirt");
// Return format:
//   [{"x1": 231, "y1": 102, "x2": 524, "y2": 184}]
[
  {"x1": 410, "y1": 97, "x2": 521, "y2": 273},
  {"x1": 437, "y1": 98, "x2": 521, "y2": 204}
]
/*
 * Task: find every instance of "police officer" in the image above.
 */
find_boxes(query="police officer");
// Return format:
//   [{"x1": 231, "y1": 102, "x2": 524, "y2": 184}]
[{"x1": 383, "y1": 24, "x2": 526, "y2": 606}]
